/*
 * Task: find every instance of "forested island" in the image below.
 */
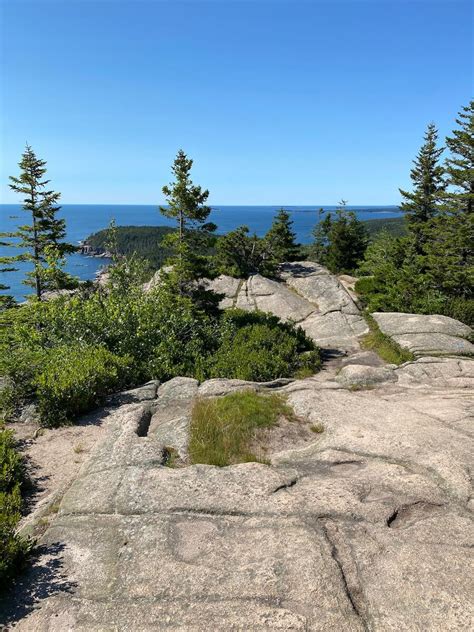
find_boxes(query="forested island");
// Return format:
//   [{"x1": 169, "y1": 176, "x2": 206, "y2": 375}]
[
  {"x1": 0, "y1": 100, "x2": 472, "y2": 594},
  {"x1": 81, "y1": 215, "x2": 407, "y2": 269}
]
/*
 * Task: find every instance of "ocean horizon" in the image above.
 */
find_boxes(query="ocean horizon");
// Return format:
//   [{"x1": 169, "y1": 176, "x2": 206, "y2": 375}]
[{"x1": 1, "y1": 204, "x2": 402, "y2": 301}]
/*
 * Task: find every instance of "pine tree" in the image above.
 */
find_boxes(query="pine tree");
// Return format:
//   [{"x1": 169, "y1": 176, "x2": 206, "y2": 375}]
[
  {"x1": 8, "y1": 145, "x2": 76, "y2": 299},
  {"x1": 425, "y1": 102, "x2": 474, "y2": 297},
  {"x1": 399, "y1": 123, "x2": 445, "y2": 253},
  {"x1": 311, "y1": 201, "x2": 368, "y2": 273},
  {"x1": 264, "y1": 209, "x2": 300, "y2": 263},
  {"x1": 444, "y1": 100, "x2": 474, "y2": 217},
  {"x1": 160, "y1": 150, "x2": 215, "y2": 273},
  {"x1": 0, "y1": 239, "x2": 18, "y2": 309}
]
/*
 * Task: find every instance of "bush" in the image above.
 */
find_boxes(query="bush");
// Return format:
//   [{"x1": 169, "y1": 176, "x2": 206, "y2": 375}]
[
  {"x1": 34, "y1": 346, "x2": 132, "y2": 427},
  {"x1": 0, "y1": 279, "x2": 320, "y2": 426},
  {"x1": 210, "y1": 310, "x2": 321, "y2": 381},
  {"x1": 189, "y1": 391, "x2": 296, "y2": 466},
  {"x1": 0, "y1": 429, "x2": 31, "y2": 589}
]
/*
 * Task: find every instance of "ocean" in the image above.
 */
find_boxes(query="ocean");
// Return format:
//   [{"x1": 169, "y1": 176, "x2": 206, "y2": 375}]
[{"x1": 0, "y1": 204, "x2": 402, "y2": 301}]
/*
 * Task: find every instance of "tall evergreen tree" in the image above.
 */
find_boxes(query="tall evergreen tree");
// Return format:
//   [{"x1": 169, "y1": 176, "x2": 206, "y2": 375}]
[
  {"x1": 264, "y1": 209, "x2": 300, "y2": 262},
  {"x1": 425, "y1": 102, "x2": 474, "y2": 296},
  {"x1": 399, "y1": 123, "x2": 445, "y2": 253},
  {"x1": 160, "y1": 149, "x2": 215, "y2": 270},
  {"x1": 8, "y1": 145, "x2": 76, "y2": 299},
  {"x1": 444, "y1": 100, "x2": 474, "y2": 217}
]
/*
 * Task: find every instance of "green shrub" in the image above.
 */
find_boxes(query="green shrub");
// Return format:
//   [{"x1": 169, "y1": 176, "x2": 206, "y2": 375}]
[
  {"x1": 34, "y1": 346, "x2": 132, "y2": 427},
  {"x1": 0, "y1": 429, "x2": 25, "y2": 493},
  {"x1": 189, "y1": 391, "x2": 296, "y2": 466},
  {"x1": 0, "y1": 429, "x2": 31, "y2": 589},
  {"x1": 210, "y1": 310, "x2": 321, "y2": 381},
  {"x1": 436, "y1": 297, "x2": 474, "y2": 328}
]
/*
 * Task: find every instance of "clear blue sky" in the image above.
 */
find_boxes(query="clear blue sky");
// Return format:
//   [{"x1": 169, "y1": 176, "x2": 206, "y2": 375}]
[{"x1": 0, "y1": 0, "x2": 472, "y2": 205}]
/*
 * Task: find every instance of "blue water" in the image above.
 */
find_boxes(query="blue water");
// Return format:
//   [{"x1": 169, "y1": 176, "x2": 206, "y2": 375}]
[{"x1": 1, "y1": 204, "x2": 402, "y2": 301}]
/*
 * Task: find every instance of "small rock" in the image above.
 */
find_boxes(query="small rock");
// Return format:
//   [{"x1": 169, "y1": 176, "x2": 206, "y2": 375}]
[{"x1": 336, "y1": 364, "x2": 397, "y2": 388}]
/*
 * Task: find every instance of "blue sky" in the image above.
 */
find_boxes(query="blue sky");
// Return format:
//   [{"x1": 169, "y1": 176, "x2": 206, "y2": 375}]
[{"x1": 0, "y1": 0, "x2": 472, "y2": 205}]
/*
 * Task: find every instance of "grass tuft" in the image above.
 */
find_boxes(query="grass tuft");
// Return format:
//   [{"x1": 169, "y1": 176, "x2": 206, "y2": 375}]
[
  {"x1": 360, "y1": 314, "x2": 414, "y2": 366},
  {"x1": 189, "y1": 390, "x2": 295, "y2": 467}
]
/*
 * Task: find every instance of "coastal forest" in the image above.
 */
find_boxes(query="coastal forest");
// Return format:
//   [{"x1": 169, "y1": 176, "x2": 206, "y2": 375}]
[{"x1": 0, "y1": 100, "x2": 473, "y2": 587}]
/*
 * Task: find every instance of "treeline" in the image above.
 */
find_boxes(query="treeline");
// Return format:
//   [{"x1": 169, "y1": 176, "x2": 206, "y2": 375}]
[{"x1": 356, "y1": 103, "x2": 473, "y2": 326}]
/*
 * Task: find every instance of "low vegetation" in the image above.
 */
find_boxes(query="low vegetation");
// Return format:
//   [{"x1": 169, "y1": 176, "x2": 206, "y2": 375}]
[
  {"x1": 0, "y1": 272, "x2": 320, "y2": 427},
  {"x1": 360, "y1": 314, "x2": 414, "y2": 365},
  {"x1": 210, "y1": 310, "x2": 321, "y2": 381},
  {"x1": 189, "y1": 391, "x2": 296, "y2": 466},
  {"x1": 0, "y1": 428, "x2": 31, "y2": 588}
]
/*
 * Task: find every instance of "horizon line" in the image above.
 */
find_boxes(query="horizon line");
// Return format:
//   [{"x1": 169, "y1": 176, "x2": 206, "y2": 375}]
[{"x1": 0, "y1": 202, "x2": 401, "y2": 208}]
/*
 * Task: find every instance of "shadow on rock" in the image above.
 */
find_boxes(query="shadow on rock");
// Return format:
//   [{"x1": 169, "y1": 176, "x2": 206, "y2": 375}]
[{"x1": 0, "y1": 542, "x2": 77, "y2": 628}]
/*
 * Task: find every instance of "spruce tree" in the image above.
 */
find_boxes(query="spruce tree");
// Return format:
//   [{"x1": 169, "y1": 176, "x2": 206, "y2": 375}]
[
  {"x1": 264, "y1": 209, "x2": 300, "y2": 263},
  {"x1": 444, "y1": 100, "x2": 474, "y2": 217},
  {"x1": 311, "y1": 201, "x2": 368, "y2": 273},
  {"x1": 8, "y1": 145, "x2": 76, "y2": 299},
  {"x1": 0, "y1": 240, "x2": 18, "y2": 309},
  {"x1": 160, "y1": 149, "x2": 215, "y2": 274},
  {"x1": 425, "y1": 102, "x2": 474, "y2": 297},
  {"x1": 399, "y1": 123, "x2": 445, "y2": 253}
]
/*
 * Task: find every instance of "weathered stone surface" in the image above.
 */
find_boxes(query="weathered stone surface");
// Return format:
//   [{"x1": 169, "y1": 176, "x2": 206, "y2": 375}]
[
  {"x1": 299, "y1": 311, "x2": 369, "y2": 353},
  {"x1": 5, "y1": 355, "x2": 473, "y2": 631},
  {"x1": 280, "y1": 262, "x2": 360, "y2": 315},
  {"x1": 204, "y1": 262, "x2": 370, "y2": 352},
  {"x1": 229, "y1": 274, "x2": 315, "y2": 323},
  {"x1": 373, "y1": 312, "x2": 474, "y2": 357},
  {"x1": 106, "y1": 380, "x2": 160, "y2": 405},
  {"x1": 148, "y1": 377, "x2": 199, "y2": 458},
  {"x1": 395, "y1": 356, "x2": 474, "y2": 389},
  {"x1": 336, "y1": 364, "x2": 397, "y2": 388}
]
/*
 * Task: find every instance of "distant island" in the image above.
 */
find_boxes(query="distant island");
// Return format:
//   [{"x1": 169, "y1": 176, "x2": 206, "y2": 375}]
[{"x1": 82, "y1": 216, "x2": 407, "y2": 269}]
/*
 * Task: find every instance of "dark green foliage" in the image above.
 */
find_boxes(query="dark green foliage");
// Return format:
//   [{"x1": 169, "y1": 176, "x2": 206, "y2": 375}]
[
  {"x1": 0, "y1": 262, "x2": 321, "y2": 425},
  {"x1": 7, "y1": 145, "x2": 77, "y2": 299},
  {"x1": 189, "y1": 391, "x2": 297, "y2": 467},
  {"x1": 0, "y1": 430, "x2": 25, "y2": 494},
  {"x1": 311, "y1": 202, "x2": 369, "y2": 274},
  {"x1": 210, "y1": 309, "x2": 321, "y2": 381},
  {"x1": 358, "y1": 102, "x2": 474, "y2": 325},
  {"x1": 160, "y1": 150, "x2": 216, "y2": 288},
  {"x1": 264, "y1": 209, "x2": 300, "y2": 262},
  {"x1": 35, "y1": 346, "x2": 132, "y2": 427},
  {"x1": 399, "y1": 123, "x2": 446, "y2": 253},
  {"x1": 362, "y1": 216, "x2": 407, "y2": 239},
  {"x1": 86, "y1": 225, "x2": 176, "y2": 268},
  {"x1": 215, "y1": 226, "x2": 275, "y2": 277},
  {"x1": 0, "y1": 429, "x2": 31, "y2": 589},
  {"x1": 444, "y1": 99, "x2": 474, "y2": 217}
]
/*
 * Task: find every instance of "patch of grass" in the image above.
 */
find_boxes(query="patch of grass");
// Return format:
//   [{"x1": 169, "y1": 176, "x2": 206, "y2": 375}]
[
  {"x1": 361, "y1": 314, "x2": 414, "y2": 365},
  {"x1": 73, "y1": 443, "x2": 85, "y2": 454},
  {"x1": 189, "y1": 391, "x2": 296, "y2": 467},
  {"x1": 310, "y1": 423, "x2": 324, "y2": 433}
]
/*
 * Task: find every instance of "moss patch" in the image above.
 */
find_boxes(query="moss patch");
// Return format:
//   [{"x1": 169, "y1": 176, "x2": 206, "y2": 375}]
[{"x1": 361, "y1": 314, "x2": 414, "y2": 365}]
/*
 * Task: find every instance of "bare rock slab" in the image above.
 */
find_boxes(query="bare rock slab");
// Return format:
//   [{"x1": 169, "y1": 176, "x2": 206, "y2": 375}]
[{"x1": 372, "y1": 312, "x2": 474, "y2": 357}]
